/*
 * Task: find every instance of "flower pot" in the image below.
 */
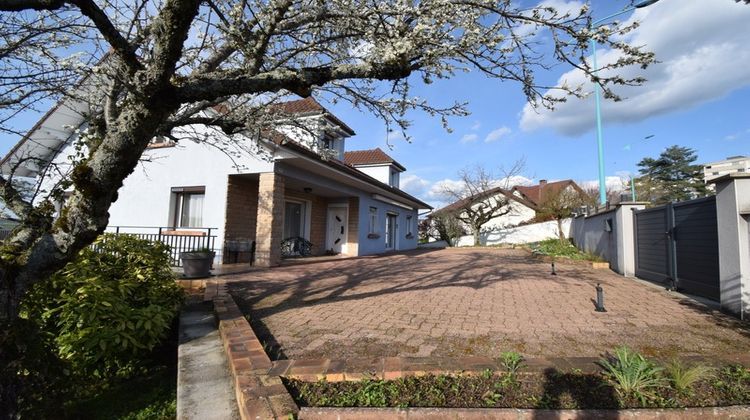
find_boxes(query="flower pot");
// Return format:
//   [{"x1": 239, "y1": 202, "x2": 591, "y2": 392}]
[{"x1": 180, "y1": 251, "x2": 216, "y2": 278}]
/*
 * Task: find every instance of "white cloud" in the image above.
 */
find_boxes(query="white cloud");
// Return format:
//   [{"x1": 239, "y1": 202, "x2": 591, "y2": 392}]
[
  {"x1": 520, "y1": 0, "x2": 750, "y2": 136},
  {"x1": 579, "y1": 176, "x2": 628, "y2": 192},
  {"x1": 460, "y1": 133, "x2": 479, "y2": 143},
  {"x1": 400, "y1": 173, "x2": 431, "y2": 198},
  {"x1": 484, "y1": 126, "x2": 512, "y2": 143},
  {"x1": 470, "y1": 121, "x2": 482, "y2": 131}
]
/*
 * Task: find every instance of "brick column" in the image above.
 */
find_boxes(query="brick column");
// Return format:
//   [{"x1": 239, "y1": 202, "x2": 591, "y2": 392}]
[{"x1": 255, "y1": 172, "x2": 284, "y2": 267}]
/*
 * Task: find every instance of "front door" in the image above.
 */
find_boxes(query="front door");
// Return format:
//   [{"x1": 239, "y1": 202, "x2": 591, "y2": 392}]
[
  {"x1": 326, "y1": 207, "x2": 347, "y2": 254},
  {"x1": 385, "y1": 213, "x2": 398, "y2": 250}
]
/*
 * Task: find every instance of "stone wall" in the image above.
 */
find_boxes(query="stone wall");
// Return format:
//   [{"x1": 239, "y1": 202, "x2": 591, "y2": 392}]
[
  {"x1": 256, "y1": 173, "x2": 284, "y2": 267},
  {"x1": 223, "y1": 175, "x2": 258, "y2": 263}
]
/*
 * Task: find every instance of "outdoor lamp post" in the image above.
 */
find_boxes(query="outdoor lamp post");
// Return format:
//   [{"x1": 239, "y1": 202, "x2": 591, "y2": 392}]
[{"x1": 590, "y1": 0, "x2": 661, "y2": 205}]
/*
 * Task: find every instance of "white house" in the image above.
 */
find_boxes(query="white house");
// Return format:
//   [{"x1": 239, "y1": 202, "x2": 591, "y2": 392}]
[
  {"x1": 1, "y1": 96, "x2": 431, "y2": 267},
  {"x1": 703, "y1": 155, "x2": 749, "y2": 182},
  {"x1": 431, "y1": 179, "x2": 586, "y2": 230}
]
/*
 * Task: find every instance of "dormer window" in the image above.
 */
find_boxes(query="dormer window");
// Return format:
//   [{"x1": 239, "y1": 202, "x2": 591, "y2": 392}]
[
  {"x1": 389, "y1": 169, "x2": 399, "y2": 188},
  {"x1": 322, "y1": 134, "x2": 334, "y2": 150}
]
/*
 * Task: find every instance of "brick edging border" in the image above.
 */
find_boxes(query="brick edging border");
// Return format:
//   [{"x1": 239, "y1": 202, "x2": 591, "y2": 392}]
[{"x1": 208, "y1": 279, "x2": 298, "y2": 419}]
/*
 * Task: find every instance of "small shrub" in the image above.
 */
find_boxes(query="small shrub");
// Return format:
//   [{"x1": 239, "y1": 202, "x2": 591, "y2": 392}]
[
  {"x1": 24, "y1": 234, "x2": 183, "y2": 378},
  {"x1": 531, "y1": 239, "x2": 603, "y2": 262},
  {"x1": 500, "y1": 351, "x2": 525, "y2": 375},
  {"x1": 599, "y1": 346, "x2": 666, "y2": 405},
  {"x1": 664, "y1": 359, "x2": 713, "y2": 394}
]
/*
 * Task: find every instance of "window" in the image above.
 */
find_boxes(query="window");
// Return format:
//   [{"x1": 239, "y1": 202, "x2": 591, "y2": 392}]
[
  {"x1": 284, "y1": 201, "x2": 306, "y2": 239},
  {"x1": 389, "y1": 170, "x2": 399, "y2": 188},
  {"x1": 369, "y1": 207, "x2": 378, "y2": 234},
  {"x1": 172, "y1": 186, "x2": 205, "y2": 227},
  {"x1": 406, "y1": 215, "x2": 413, "y2": 236},
  {"x1": 321, "y1": 133, "x2": 335, "y2": 150}
]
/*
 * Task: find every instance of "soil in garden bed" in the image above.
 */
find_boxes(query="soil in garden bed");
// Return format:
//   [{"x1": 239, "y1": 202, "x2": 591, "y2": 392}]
[{"x1": 284, "y1": 366, "x2": 750, "y2": 410}]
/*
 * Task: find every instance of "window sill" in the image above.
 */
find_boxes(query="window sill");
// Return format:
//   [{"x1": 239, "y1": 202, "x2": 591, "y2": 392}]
[
  {"x1": 405, "y1": 234, "x2": 414, "y2": 239},
  {"x1": 367, "y1": 233, "x2": 381, "y2": 239}
]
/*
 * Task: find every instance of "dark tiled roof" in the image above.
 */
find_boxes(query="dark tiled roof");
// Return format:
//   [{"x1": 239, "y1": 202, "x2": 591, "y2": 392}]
[{"x1": 343, "y1": 148, "x2": 405, "y2": 171}]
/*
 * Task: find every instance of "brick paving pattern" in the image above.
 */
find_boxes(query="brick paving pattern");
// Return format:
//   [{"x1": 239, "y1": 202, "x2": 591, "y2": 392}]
[{"x1": 227, "y1": 248, "x2": 750, "y2": 360}]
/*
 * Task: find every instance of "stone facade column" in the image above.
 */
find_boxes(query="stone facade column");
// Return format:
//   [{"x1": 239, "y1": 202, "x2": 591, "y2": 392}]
[
  {"x1": 255, "y1": 172, "x2": 285, "y2": 267},
  {"x1": 712, "y1": 174, "x2": 750, "y2": 318}
]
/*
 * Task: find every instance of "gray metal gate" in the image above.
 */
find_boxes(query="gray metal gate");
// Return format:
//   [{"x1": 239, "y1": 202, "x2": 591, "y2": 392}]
[{"x1": 634, "y1": 196, "x2": 720, "y2": 301}]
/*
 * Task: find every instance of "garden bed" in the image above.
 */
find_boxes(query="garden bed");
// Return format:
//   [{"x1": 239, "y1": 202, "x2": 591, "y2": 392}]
[{"x1": 285, "y1": 364, "x2": 750, "y2": 410}]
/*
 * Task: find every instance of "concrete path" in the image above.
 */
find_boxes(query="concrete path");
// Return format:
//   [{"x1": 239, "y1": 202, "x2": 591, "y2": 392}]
[{"x1": 177, "y1": 300, "x2": 239, "y2": 420}]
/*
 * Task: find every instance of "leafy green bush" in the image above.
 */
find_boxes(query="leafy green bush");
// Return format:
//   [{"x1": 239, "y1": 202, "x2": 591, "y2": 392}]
[
  {"x1": 24, "y1": 234, "x2": 183, "y2": 377},
  {"x1": 599, "y1": 346, "x2": 666, "y2": 405}
]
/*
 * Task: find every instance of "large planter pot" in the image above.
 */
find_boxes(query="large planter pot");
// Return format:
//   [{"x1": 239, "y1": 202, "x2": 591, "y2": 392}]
[{"x1": 180, "y1": 251, "x2": 216, "y2": 278}]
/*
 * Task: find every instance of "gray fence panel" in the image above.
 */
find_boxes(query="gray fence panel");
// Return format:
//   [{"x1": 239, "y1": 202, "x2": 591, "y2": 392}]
[
  {"x1": 673, "y1": 196, "x2": 720, "y2": 300},
  {"x1": 634, "y1": 206, "x2": 670, "y2": 283}
]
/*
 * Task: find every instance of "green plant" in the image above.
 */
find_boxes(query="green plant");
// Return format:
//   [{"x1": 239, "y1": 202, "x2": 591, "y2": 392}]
[
  {"x1": 499, "y1": 351, "x2": 525, "y2": 375},
  {"x1": 664, "y1": 359, "x2": 713, "y2": 394},
  {"x1": 531, "y1": 239, "x2": 603, "y2": 262},
  {"x1": 599, "y1": 346, "x2": 666, "y2": 405},
  {"x1": 24, "y1": 234, "x2": 183, "y2": 377}
]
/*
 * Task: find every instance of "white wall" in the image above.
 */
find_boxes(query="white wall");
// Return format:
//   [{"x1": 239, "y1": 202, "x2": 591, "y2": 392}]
[
  {"x1": 108, "y1": 135, "x2": 274, "y2": 263},
  {"x1": 481, "y1": 199, "x2": 536, "y2": 230},
  {"x1": 714, "y1": 175, "x2": 750, "y2": 317},
  {"x1": 455, "y1": 218, "x2": 571, "y2": 246},
  {"x1": 355, "y1": 165, "x2": 392, "y2": 186}
]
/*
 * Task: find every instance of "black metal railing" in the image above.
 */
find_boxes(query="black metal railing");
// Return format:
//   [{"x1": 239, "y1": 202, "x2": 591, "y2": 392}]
[
  {"x1": 0, "y1": 229, "x2": 12, "y2": 241},
  {"x1": 103, "y1": 226, "x2": 218, "y2": 267}
]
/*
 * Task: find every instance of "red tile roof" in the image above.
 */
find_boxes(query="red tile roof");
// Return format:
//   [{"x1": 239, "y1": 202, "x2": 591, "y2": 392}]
[
  {"x1": 512, "y1": 180, "x2": 582, "y2": 207},
  {"x1": 431, "y1": 180, "x2": 584, "y2": 216},
  {"x1": 343, "y1": 148, "x2": 405, "y2": 170},
  {"x1": 269, "y1": 97, "x2": 355, "y2": 135}
]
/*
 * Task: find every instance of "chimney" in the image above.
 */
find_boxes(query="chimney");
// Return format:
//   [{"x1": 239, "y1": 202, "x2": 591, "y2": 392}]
[{"x1": 539, "y1": 179, "x2": 547, "y2": 186}]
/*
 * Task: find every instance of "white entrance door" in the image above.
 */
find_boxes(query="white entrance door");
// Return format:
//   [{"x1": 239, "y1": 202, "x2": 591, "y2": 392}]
[
  {"x1": 326, "y1": 207, "x2": 347, "y2": 254},
  {"x1": 385, "y1": 213, "x2": 398, "y2": 250}
]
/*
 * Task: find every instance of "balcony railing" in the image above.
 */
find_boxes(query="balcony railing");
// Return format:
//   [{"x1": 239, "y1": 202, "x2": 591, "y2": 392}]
[{"x1": 103, "y1": 226, "x2": 218, "y2": 267}]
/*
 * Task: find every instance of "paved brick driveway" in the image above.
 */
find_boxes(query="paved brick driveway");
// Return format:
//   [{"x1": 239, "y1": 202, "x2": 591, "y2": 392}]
[{"x1": 226, "y1": 248, "x2": 750, "y2": 360}]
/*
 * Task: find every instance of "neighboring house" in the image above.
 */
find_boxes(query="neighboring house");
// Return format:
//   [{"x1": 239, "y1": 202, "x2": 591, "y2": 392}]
[
  {"x1": 431, "y1": 179, "x2": 586, "y2": 231},
  {"x1": 1, "y1": 96, "x2": 431, "y2": 267},
  {"x1": 703, "y1": 155, "x2": 749, "y2": 182}
]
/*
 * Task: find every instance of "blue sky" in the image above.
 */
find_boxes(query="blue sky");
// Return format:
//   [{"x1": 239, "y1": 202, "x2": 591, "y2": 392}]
[
  {"x1": 321, "y1": 0, "x2": 750, "y2": 207},
  {"x1": 2, "y1": 0, "x2": 748, "y2": 209}
]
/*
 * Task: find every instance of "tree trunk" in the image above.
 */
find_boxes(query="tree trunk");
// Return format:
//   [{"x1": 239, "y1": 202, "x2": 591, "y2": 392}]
[
  {"x1": 557, "y1": 218, "x2": 565, "y2": 243},
  {"x1": 0, "y1": 91, "x2": 181, "y2": 417},
  {"x1": 473, "y1": 228, "x2": 481, "y2": 246}
]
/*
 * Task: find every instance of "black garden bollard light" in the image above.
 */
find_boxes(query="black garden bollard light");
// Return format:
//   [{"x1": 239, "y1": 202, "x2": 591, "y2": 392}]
[
  {"x1": 595, "y1": 283, "x2": 607, "y2": 312},
  {"x1": 551, "y1": 262, "x2": 557, "y2": 276}
]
